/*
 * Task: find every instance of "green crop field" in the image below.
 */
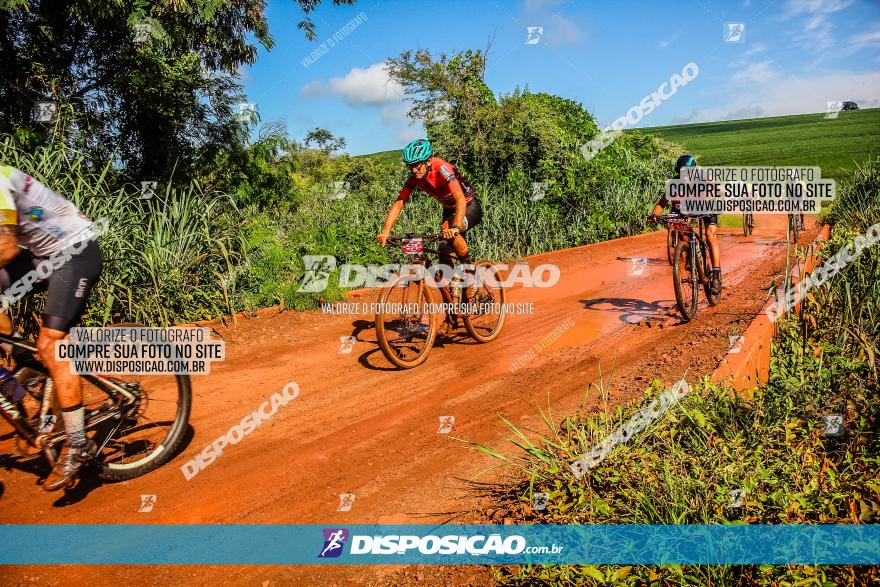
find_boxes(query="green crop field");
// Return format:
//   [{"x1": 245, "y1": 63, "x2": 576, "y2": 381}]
[
  {"x1": 355, "y1": 148, "x2": 403, "y2": 166},
  {"x1": 362, "y1": 109, "x2": 880, "y2": 182},
  {"x1": 642, "y1": 108, "x2": 880, "y2": 181}
]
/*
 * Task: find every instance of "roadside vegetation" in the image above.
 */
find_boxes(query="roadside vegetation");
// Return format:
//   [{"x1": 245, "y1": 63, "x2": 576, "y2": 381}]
[
  {"x1": 1, "y1": 30, "x2": 681, "y2": 326},
  {"x1": 478, "y1": 159, "x2": 880, "y2": 585}
]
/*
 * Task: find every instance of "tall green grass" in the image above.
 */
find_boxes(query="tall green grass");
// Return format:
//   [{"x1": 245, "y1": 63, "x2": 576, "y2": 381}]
[{"x1": 2, "y1": 136, "x2": 244, "y2": 327}]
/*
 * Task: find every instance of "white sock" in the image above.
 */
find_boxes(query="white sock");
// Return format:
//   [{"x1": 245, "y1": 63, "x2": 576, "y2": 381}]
[{"x1": 61, "y1": 405, "x2": 87, "y2": 448}]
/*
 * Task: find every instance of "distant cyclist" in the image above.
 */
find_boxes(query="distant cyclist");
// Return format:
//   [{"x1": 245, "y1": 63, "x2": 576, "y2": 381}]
[
  {"x1": 650, "y1": 153, "x2": 722, "y2": 295},
  {"x1": 376, "y1": 139, "x2": 481, "y2": 271},
  {"x1": 0, "y1": 165, "x2": 103, "y2": 491}
]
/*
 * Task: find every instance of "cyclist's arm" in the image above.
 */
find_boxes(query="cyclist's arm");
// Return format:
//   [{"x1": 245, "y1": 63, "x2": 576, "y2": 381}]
[
  {"x1": 379, "y1": 199, "x2": 404, "y2": 238},
  {"x1": 449, "y1": 186, "x2": 466, "y2": 230},
  {"x1": 651, "y1": 195, "x2": 668, "y2": 217},
  {"x1": 0, "y1": 181, "x2": 19, "y2": 266},
  {"x1": 437, "y1": 164, "x2": 466, "y2": 229}
]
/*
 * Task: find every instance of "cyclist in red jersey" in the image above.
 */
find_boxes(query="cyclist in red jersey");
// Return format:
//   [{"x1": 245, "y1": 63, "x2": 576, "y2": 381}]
[{"x1": 376, "y1": 139, "x2": 482, "y2": 270}]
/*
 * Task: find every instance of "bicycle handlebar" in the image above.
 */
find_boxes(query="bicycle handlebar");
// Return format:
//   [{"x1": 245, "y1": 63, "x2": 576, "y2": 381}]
[
  {"x1": 650, "y1": 213, "x2": 713, "y2": 226},
  {"x1": 384, "y1": 234, "x2": 450, "y2": 244}
]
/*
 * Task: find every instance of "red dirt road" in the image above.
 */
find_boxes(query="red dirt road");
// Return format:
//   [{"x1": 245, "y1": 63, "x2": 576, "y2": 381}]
[{"x1": 0, "y1": 216, "x2": 811, "y2": 586}]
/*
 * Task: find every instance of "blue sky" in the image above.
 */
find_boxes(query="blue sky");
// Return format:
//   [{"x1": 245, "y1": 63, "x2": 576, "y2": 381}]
[{"x1": 241, "y1": 0, "x2": 880, "y2": 155}]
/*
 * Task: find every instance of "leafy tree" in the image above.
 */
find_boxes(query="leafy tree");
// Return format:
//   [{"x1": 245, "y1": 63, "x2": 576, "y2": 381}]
[
  {"x1": 386, "y1": 48, "x2": 602, "y2": 182},
  {"x1": 0, "y1": 0, "x2": 355, "y2": 180},
  {"x1": 305, "y1": 127, "x2": 346, "y2": 153},
  {"x1": 386, "y1": 47, "x2": 675, "y2": 219},
  {"x1": 386, "y1": 48, "x2": 495, "y2": 175}
]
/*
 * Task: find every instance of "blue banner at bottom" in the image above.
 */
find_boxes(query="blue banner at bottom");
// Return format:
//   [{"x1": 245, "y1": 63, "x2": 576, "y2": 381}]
[{"x1": 0, "y1": 524, "x2": 877, "y2": 565}]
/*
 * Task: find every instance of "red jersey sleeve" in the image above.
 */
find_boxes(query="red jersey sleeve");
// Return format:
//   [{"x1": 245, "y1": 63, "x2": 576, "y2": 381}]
[
  {"x1": 436, "y1": 162, "x2": 464, "y2": 198},
  {"x1": 398, "y1": 178, "x2": 417, "y2": 203}
]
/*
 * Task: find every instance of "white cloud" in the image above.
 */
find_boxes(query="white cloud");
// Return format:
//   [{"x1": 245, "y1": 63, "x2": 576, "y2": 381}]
[
  {"x1": 524, "y1": 0, "x2": 565, "y2": 11},
  {"x1": 396, "y1": 126, "x2": 424, "y2": 144},
  {"x1": 379, "y1": 103, "x2": 410, "y2": 125},
  {"x1": 733, "y1": 60, "x2": 778, "y2": 83},
  {"x1": 659, "y1": 35, "x2": 678, "y2": 49},
  {"x1": 742, "y1": 42, "x2": 768, "y2": 57},
  {"x1": 784, "y1": 0, "x2": 856, "y2": 51},
  {"x1": 843, "y1": 22, "x2": 880, "y2": 53},
  {"x1": 301, "y1": 63, "x2": 404, "y2": 105},
  {"x1": 379, "y1": 103, "x2": 423, "y2": 144},
  {"x1": 521, "y1": 0, "x2": 586, "y2": 48},
  {"x1": 300, "y1": 62, "x2": 420, "y2": 148},
  {"x1": 544, "y1": 13, "x2": 586, "y2": 48},
  {"x1": 786, "y1": 0, "x2": 854, "y2": 16},
  {"x1": 673, "y1": 69, "x2": 880, "y2": 123}
]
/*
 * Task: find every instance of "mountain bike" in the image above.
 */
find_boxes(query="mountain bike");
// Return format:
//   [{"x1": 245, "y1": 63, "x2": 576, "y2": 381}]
[
  {"x1": 375, "y1": 234, "x2": 506, "y2": 369},
  {"x1": 0, "y1": 327, "x2": 191, "y2": 484},
  {"x1": 654, "y1": 214, "x2": 721, "y2": 321},
  {"x1": 742, "y1": 212, "x2": 754, "y2": 236}
]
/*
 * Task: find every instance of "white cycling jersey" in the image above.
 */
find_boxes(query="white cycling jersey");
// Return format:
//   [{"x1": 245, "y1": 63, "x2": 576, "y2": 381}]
[{"x1": 0, "y1": 166, "x2": 94, "y2": 257}]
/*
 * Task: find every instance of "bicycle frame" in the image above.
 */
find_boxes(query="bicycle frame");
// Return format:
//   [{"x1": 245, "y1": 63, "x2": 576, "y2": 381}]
[
  {"x1": 0, "y1": 332, "x2": 138, "y2": 451},
  {"x1": 388, "y1": 235, "x2": 467, "y2": 313},
  {"x1": 665, "y1": 216, "x2": 712, "y2": 284}
]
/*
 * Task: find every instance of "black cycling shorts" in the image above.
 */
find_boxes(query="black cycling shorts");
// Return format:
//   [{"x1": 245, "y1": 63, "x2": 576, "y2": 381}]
[
  {"x1": 441, "y1": 197, "x2": 483, "y2": 233},
  {"x1": 0, "y1": 239, "x2": 103, "y2": 333}
]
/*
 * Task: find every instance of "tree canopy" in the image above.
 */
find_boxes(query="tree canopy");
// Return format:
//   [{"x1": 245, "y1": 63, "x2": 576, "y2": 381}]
[{"x1": 0, "y1": 0, "x2": 355, "y2": 179}]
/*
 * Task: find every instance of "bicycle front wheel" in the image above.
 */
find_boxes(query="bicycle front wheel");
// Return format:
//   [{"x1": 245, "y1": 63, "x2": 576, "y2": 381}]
[
  {"x1": 375, "y1": 273, "x2": 438, "y2": 369},
  {"x1": 463, "y1": 260, "x2": 506, "y2": 343},
  {"x1": 666, "y1": 229, "x2": 677, "y2": 265},
  {"x1": 672, "y1": 241, "x2": 699, "y2": 321},
  {"x1": 88, "y1": 372, "x2": 192, "y2": 481}
]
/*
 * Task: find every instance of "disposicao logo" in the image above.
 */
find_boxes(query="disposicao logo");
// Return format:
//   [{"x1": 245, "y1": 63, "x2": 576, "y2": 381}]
[{"x1": 319, "y1": 528, "x2": 349, "y2": 558}]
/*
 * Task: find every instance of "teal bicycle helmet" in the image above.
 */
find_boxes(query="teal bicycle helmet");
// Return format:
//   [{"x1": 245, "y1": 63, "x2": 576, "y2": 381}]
[
  {"x1": 675, "y1": 153, "x2": 696, "y2": 176},
  {"x1": 402, "y1": 139, "x2": 433, "y2": 164}
]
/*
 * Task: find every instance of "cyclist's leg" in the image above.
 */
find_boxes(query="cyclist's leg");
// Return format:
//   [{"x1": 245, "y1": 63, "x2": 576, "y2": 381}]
[
  {"x1": 438, "y1": 207, "x2": 457, "y2": 271},
  {"x1": 0, "y1": 250, "x2": 46, "y2": 362},
  {"x1": 41, "y1": 239, "x2": 103, "y2": 490},
  {"x1": 705, "y1": 215, "x2": 720, "y2": 268},
  {"x1": 705, "y1": 215, "x2": 722, "y2": 294},
  {"x1": 445, "y1": 197, "x2": 483, "y2": 265}
]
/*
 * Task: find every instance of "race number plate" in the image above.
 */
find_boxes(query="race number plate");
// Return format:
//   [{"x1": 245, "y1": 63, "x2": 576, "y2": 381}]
[{"x1": 402, "y1": 238, "x2": 423, "y2": 254}]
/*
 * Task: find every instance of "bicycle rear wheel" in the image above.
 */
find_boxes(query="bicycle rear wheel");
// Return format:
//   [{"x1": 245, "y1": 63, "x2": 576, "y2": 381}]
[
  {"x1": 375, "y1": 273, "x2": 438, "y2": 369},
  {"x1": 672, "y1": 240, "x2": 699, "y2": 321},
  {"x1": 702, "y1": 247, "x2": 721, "y2": 307},
  {"x1": 462, "y1": 260, "x2": 506, "y2": 343}
]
